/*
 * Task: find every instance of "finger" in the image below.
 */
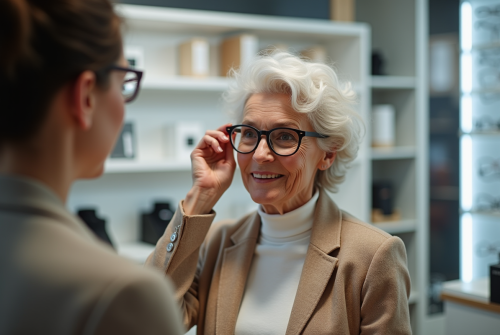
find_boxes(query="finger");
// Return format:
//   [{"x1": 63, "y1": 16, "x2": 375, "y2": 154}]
[
  {"x1": 224, "y1": 138, "x2": 236, "y2": 164},
  {"x1": 205, "y1": 129, "x2": 229, "y2": 143},
  {"x1": 202, "y1": 134, "x2": 223, "y2": 153}
]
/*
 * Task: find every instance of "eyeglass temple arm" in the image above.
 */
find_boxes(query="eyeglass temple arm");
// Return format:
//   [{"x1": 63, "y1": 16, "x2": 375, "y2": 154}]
[{"x1": 305, "y1": 131, "x2": 329, "y2": 138}]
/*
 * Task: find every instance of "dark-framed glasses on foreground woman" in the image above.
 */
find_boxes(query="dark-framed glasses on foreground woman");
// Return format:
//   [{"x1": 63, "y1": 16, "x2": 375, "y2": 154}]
[
  {"x1": 107, "y1": 65, "x2": 143, "y2": 103},
  {"x1": 226, "y1": 124, "x2": 329, "y2": 157}
]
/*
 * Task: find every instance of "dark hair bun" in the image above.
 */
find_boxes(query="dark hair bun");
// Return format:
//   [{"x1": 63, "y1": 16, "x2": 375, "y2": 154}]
[
  {"x1": 0, "y1": 0, "x2": 33, "y2": 77},
  {"x1": 0, "y1": 0, "x2": 122, "y2": 143}
]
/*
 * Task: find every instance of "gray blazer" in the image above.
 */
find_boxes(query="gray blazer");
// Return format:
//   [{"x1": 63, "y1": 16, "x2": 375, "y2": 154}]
[{"x1": 0, "y1": 175, "x2": 184, "y2": 335}]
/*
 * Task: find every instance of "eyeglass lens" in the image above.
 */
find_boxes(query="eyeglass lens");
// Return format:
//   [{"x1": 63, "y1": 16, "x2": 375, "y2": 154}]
[
  {"x1": 231, "y1": 125, "x2": 300, "y2": 156},
  {"x1": 122, "y1": 71, "x2": 139, "y2": 102}
]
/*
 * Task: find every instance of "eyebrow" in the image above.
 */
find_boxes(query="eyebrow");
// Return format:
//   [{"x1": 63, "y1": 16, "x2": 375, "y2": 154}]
[{"x1": 242, "y1": 120, "x2": 300, "y2": 129}]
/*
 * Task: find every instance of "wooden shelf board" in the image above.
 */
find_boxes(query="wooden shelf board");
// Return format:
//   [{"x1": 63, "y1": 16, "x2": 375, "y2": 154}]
[
  {"x1": 371, "y1": 219, "x2": 417, "y2": 234},
  {"x1": 370, "y1": 146, "x2": 416, "y2": 160},
  {"x1": 370, "y1": 76, "x2": 416, "y2": 89}
]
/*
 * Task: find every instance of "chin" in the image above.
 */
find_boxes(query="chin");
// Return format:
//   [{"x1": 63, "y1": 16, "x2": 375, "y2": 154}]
[
  {"x1": 80, "y1": 164, "x2": 105, "y2": 179},
  {"x1": 248, "y1": 189, "x2": 282, "y2": 206}
]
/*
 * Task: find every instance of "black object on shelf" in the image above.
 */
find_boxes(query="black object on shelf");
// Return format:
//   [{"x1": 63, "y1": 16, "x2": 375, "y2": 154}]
[
  {"x1": 141, "y1": 202, "x2": 174, "y2": 245},
  {"x1": 77, "y1": 208, "x2": 114, "y2": 248},
  {"x1": 491, "y1": 252, "x2": 500, "y2": 304},
  {"x1": 372, "y1": 181, "x2": 394, "y2": 215},
  {"x1": 371, "y1": 50, "x2": 386, "y2": 76},
  {"x1": 111, "y1": 122, "x2": 136, "y2": 159}
]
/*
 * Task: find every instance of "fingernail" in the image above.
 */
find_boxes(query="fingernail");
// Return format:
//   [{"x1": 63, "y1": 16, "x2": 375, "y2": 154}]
[{"x1": 218, "y1": 147, "x2": 223, "y2": 152}]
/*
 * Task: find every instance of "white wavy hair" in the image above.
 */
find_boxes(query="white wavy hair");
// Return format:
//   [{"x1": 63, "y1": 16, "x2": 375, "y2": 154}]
[{"x1": 223, "y1": 51, "x2": 365, "y2": 193}]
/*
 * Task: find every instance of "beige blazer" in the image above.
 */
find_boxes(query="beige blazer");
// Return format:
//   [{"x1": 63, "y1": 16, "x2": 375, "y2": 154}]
[
  {"x1": 0, "y1": 175, "x2": 184, "y2": 335},
  {"x1": 148, "y1": 188, "x2": 412, "y2": 334}
]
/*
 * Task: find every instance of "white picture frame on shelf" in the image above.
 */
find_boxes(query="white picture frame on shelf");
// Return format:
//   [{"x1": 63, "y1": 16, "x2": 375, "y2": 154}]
[{"x1": 125, "y1": 45, "x2": 145, "y2": 69}]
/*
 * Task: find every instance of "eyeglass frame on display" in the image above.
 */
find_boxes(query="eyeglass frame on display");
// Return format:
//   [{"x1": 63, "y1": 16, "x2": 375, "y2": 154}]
[
  {"x1": 105, "y1": 65, "x2": 143, "y2": 103},
  {"x1": 226, "y1": 124, "x2": 329, "y2": 157},
  {"x1": 478, "y1": 156, "x2": 500, "y2": 180},
  {"x1": 475, "y1": 193, "x2": 500, "y2": 212}
]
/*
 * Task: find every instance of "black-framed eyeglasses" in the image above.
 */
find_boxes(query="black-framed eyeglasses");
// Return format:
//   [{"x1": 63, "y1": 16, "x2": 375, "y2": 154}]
[
  {"x1": 107, "y1": 65, "x2": 143, "y2": 103},
  {"x1": 226, "y1": 124, "x2": 329, "y2": 157}
]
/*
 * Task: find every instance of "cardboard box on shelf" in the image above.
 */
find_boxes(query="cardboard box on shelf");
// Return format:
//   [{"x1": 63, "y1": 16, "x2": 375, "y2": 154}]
[
  {"x1": 330, "y1": 0, "x2": 355, "y2": 22},
  {"x1": 178, "y1": 38, "x2": 210, "y2": 77},
  {"x1": 300, "y1": 46, "x2": 327, "y2": 63},
  {"x1": 220, "y1": 34, "x2": 258, "y2": 76}
]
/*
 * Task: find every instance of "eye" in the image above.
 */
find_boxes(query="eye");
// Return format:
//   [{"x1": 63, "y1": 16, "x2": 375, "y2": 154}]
[
  {"x1": 243, "y1": 129, "x2": 256, "y2": 138},
  {"x1": 279, "y1": 133, "x2": 294, "y2": 141}
]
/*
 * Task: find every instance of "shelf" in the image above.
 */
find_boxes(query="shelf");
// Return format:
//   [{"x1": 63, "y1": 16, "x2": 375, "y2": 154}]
[
  {"x1": 116, "y1": 4, "x2": 367, "y2": 38},
  {"x1": 471, "y1": 41, "x2": 500, "y2": 51},
  {"x1": 370, "y1": 146, "x2": 416, "y2": 160},
  {"x1": 142, "y1": 76, "x2": 231, "y2": 92},
  {"x1": 371, "y1": 219, "x2": 417, "y2": 234},
  {"x1": 471, "y1": 88, "x2": 500, "y2": 94},
  {"x1": 104, "y1": 159, "x2": 191, "y2": 173},
  {"x1": 463, "y1": 209, "x2": 500, "y2": 216},
  {"x1": 117, "y1": 241, "x2": 155, "y2": 264},
  {"x1": 461, "y1": 130, "x2": 500, "y2": 136},
  {"x1": 370, "y1": 76, "x2": 416, "y2": 89}
]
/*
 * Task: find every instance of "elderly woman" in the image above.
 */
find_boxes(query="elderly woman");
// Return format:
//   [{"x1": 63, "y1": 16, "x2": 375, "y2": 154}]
[{"x1": 147, "y1": 52, "x2": 411, "y2": 334}]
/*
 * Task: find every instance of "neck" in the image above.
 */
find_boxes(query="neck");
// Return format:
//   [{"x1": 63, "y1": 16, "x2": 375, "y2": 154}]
[
  {"x1": 0, "y1": 134, "x2": 75, "y2": 203},
  {"x1": 260, "y1": 186, "x2": 317, "y2": 215}
]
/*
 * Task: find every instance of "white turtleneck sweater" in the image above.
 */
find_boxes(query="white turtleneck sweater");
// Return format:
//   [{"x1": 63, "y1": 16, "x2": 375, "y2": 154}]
[{"x1": 234, "y1": 191, "x2": 319, "y2": 335}]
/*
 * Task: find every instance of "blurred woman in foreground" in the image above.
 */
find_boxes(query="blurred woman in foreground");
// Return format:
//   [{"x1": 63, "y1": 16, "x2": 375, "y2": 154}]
[{"x1": 0, "y1": 0, "x2": 183, "y2": 334}]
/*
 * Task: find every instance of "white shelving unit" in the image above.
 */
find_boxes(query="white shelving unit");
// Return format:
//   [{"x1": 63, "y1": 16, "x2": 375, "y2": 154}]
[
  {"x1": 357, "y1": 1, "x2": 429, "y2": 334},
  {"x1": 68, "y1": 4, "x2": 370, "y2": 259}
]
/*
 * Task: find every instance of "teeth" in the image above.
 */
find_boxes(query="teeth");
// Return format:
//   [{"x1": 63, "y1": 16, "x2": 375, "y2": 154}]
[{"x1": 253, "y1": 173, "x2": 281, "y2": 179}]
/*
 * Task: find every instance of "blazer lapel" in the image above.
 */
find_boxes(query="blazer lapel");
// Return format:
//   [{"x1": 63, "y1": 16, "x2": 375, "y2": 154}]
[
  {"x1": 286, "y1": 189, "x2": 342, "y2": 335},
  {"x1": 216, "y1": 212, "x2": 261, "y2": 334}
]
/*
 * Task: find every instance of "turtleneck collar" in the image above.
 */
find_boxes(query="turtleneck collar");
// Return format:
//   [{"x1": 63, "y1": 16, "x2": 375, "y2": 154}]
[{"x1": 257, "y1": 190, "x2": 319, "y2": 244}]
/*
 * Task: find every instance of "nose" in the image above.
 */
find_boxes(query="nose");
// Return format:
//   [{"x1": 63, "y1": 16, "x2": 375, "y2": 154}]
[{"x1": 252, "y1": 136, "x2": 275, "y2": 163}]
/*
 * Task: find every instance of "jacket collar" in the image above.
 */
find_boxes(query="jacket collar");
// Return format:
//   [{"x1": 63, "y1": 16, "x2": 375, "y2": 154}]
[
  {"x1": 0, "y1": 174, "x2": 95, "y2": 240},
  {"x1": 216, "y1": 211, "x2": 261, "y2": 334},
  {"x1": 217, "y1": 188, "x2": 343, "y2": 334},
  {"x1": 285, "y1": 188, "x2": 342, "y2": 335},
  {"x1": 309, "y1": 187, "x2": 342, "y2": 254}
]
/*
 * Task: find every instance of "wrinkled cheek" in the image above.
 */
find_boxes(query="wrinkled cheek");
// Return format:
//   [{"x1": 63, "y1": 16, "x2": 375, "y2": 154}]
[{"x1": 285, "y1": 170, "x2": 302, "y2": 196}]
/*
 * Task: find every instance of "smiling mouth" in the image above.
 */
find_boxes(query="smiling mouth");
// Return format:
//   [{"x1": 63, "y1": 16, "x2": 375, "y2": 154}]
[{"x1": 252, "y1": 173, "x2": 283, "y2": 179}]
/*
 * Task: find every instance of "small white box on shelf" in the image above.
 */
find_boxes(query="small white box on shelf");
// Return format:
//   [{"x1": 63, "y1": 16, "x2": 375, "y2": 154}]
[
  {"x1": 178, "y1": 38, "x2": 210, "y2": 77},
  {"x1": 371, "y1": 104, "x2": 395, "y2": 148},
  {"x1": 220, "y1": 34, "x2": 258, "y2": 76},
  {"x1": 163, "y1": 122, "x2": 204, "y2": 162},
  {"x1": 124, "y1": 46, "x2": 145, "y2": 69}
]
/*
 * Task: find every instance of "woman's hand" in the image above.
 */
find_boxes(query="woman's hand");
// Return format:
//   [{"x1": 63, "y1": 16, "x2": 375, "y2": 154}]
[{"x1": 183, "y1": 124, "x2": 236, "y2": 215}]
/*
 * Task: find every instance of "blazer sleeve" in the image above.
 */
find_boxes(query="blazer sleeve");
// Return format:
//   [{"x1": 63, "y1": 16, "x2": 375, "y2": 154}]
[
  {"x1": 145, "y1": 201, "x2": 216, "y2": 331},
  {"x1": 87, "y1": 273, "x2": 186, "y2": 335},
  {"x1": 360, "y1": 236, "x2": 412, "y2": 335}
]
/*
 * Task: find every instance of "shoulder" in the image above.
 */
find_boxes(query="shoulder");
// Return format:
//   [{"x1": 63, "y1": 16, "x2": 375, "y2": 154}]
[
  {"x1": 339, "y1": 210, "x2": 405, "y2": 260},
  {"x1": 86, "y1": 268, "x2": 184, "y2": 335}
]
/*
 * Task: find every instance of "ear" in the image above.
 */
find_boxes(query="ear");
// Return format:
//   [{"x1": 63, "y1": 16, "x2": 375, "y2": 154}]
[
  {"x1": 70, "y1": 71, "x2": 97, "y2": 130},
  {"x1": 317, "y1": 150, "x2": 336, "y2": 171}
]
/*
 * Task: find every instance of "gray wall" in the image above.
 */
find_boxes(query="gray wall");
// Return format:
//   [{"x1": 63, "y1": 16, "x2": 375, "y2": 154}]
[{"x1": 118, "y1": 0, "x2": 330, "y2": 19}]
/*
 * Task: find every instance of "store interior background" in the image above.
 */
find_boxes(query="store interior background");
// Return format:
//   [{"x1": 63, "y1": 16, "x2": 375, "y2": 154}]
[{"x1": 83, "y1": 0, "x2": 466, "y2": 333}]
